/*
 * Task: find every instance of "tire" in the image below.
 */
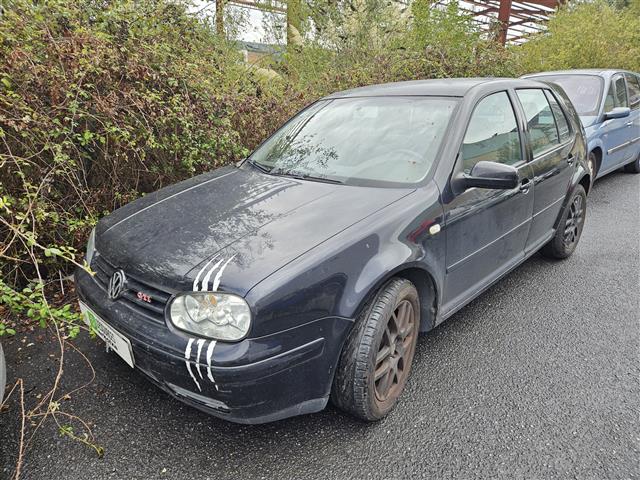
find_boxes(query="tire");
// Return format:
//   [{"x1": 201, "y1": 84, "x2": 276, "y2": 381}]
[
  {"x1": 624, "y1": 153, "x2": 640, "y2": 173},
  {"x1": 541, "y1": 184, "x2": 587, "y2": 260},
  {"x1": 0, "y1": 343, "x2": 5, "y2": 405},
  {"x1": 331, "y1": 278, "x2": 420, "y2": 421},
  {"x1": 587, "y1": 151, "x2": 598, "y2": 180}
]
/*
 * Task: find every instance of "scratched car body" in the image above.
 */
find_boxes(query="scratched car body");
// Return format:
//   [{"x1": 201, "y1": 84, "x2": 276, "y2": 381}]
[{"x1": 75, "y1": 78, "x2": 591, "y2": 424}]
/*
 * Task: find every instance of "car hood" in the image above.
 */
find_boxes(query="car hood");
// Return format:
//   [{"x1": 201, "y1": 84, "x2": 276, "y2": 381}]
[{"x1": 96, "y1": 166, "x2": 413, "y2": 295}]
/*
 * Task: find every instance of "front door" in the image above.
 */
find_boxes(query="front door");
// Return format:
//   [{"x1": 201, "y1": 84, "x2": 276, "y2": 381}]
[
  {"x1": 442, "y1": 91, "x2": 534, "y2": 314},
  {"x1": 623, "y1": 73, "x2": 640, "y2": 163},
  {"x1": 601, "y1": 74, "x2": 634, "y2": 172}
]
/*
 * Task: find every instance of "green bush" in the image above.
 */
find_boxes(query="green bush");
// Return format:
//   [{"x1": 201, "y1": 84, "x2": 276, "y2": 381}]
[
  {"x1": 0, "y1": 0, "x2": 251, "y2": 288},
  {"x1": 516, "y1": 0, "x2": 640, "y2": 74}
]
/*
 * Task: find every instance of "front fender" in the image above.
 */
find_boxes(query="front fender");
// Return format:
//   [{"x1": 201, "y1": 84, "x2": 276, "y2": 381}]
[{"x1": 245, "y1": 183, "x2": 446, "y2": 338}]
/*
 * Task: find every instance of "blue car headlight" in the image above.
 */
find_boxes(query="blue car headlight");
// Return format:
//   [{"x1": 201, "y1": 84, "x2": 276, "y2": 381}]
[{"x1": 169, "y1": 292, "x2": 251, "y2": 341}]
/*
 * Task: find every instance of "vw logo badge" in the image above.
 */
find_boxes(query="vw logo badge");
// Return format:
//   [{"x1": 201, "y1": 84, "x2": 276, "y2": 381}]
[{"x1": 108, "y1": 270, "x2": 127, "y2": 300}]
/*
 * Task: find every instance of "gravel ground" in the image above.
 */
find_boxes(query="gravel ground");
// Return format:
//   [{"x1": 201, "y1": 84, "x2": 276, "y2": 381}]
[{"x1": 1, "y1": 171, "x2": 638, "y2": 480}]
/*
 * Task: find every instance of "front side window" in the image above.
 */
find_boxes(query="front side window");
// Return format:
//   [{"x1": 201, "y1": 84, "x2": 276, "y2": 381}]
[
  {"x1": 460, "y1": 91, "x2": 521, "y2": 173},
  {"x1": 517, "y1": 89, "x2": 560, "y2": 157},
  {"x1": 624, "y1": 73, "x2": 640, "y2": 110},
  {"x1": 614, "y1": 75, "x2": 628, "y2": 107},
  {"x1": 249, "y1": 96, "x2": 459, "y2": 187}
]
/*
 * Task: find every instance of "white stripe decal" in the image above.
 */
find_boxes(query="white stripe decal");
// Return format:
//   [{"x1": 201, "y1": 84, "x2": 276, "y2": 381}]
[
  {"x1": 195, "y1": 339, "x2": 206, "y2": 379},
  {"x1": 192, "y1": 255, "x2": 218, "y2": 291},
  {"x1": 212, "y1": 254, "x2": 237, "y2": 291},
  {"x1": 206, "y1": 340, "x2": 218, "y2": 390},
  {"x1": 201, "y1": 258, "x2": 223, "y2": 292},
  {"x1": 184, "y1": 339, "x2": 201, "y2": 392}
]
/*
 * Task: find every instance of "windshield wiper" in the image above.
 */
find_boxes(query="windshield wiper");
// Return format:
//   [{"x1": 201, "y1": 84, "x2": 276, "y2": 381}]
[
  {"x1": 271, "y1": 171, "x2": 344, "y2": 184},
  {"x1": 247, "y1": 159, "x2": 272, "y2": 173}
]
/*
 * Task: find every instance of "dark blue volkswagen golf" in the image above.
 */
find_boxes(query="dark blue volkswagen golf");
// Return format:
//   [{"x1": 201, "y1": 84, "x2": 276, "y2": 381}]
[{"x1": 75, "y1": 78, "x2": 591, "y2": 424}]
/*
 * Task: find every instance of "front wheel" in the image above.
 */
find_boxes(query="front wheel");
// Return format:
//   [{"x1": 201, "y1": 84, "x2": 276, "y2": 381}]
[
  {"x1": 541, "y1": 184, "x2": 587, "y2": 259},
  {"x1": 587, "y1": 151, "x2": 597, "y2": 180},
  {"x1": 331, "y1": 278, "x2": 420, "y2": 421}
]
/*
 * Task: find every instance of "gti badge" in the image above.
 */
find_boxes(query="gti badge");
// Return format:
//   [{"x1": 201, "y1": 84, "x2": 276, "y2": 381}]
[
  {"x1": 108, "y1": 270, "x2": 127, "y2": 300},
  {"x1": 137, "y1": 291, "x2": 152, "y2": 303}
]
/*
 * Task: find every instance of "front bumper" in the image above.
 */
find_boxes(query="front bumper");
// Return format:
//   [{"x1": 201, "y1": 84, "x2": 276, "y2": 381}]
[{"x1": 75, "y1": 267, "x2": 352, "y2": 424}]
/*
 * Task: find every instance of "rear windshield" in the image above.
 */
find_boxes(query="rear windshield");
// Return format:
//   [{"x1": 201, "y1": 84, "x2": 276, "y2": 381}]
[
  {"x1": 529, "y1": 74, "x2": 604, "y2": 116},
  {"x1": 248, "y1": 96, "x2": 459, "y2": 187}
]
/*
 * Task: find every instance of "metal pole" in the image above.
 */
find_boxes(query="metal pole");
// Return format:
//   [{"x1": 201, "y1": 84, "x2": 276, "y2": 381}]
[{"x1": 497, "y1": 0, "x2": 513, "y2": 45}]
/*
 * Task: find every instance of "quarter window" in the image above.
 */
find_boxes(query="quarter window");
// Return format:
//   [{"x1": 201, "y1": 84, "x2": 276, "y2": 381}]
[
  {"x1": 604, "y1": 83, "x2": 615, "y2": 112},
  {"x1": 516, "y1": 89, "x2": 560, "y2": 157},
  {"x1": 624, "y1": 73, "x2": 640, "y2": 110},
  {"x1": 544, "y1": 91, "x2": 572, "y2": 143},
  {"x1": 614, "y1": 75, "x2": 628, "y2": 107},
  {"x1": 461, "y1": 92, "x2": 521, "y2": 173}
]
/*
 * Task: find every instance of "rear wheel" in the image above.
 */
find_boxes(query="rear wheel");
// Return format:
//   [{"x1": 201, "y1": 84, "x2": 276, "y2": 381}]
[
  {"x1": 541, "y1": 184, "x2": 587, "y2": 259},
  {"x1": 624, "y1": 153, "x2": 640, "y2": 173},
  {"x1": 331, "y1": 278, "x2": 420, "y2": 421}
]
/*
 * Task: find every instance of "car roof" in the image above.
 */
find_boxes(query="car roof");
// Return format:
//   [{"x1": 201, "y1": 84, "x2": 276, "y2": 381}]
[
  {"x1": 323, "y1": 77, "x2": 545, "y2": 98},
  {"x1": 523, "y1": 69, "x2": 637, "y2": 78}
]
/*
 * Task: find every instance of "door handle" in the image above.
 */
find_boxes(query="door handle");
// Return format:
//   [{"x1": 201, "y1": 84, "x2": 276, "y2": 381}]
[
  {"x1": 519, "y1": 178, "x2": 531, "y2": 194},
  {"x1": 567, "y1": 153, "x2": 575, "y2": 164}
]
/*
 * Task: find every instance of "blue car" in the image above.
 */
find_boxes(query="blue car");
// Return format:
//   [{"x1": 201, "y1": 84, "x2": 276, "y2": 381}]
[{"x1": 523, "y1": 70, "x2": 640, "y2": 181}]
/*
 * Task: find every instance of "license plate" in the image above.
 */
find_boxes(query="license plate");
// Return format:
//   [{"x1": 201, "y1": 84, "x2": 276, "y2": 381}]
[{"x1": 79, "y1": 302, "x2": 135, "y2": 368}]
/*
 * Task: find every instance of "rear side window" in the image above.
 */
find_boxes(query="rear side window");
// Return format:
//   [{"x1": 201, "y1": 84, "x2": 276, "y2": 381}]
[
  {"x1": 516, "y1": 89, "x2": 560, "y2": 157},
  {"x1": 461, "y1": 91, "x2": 522, "y2": 172},
  {"x1": 624, "y1": 73, "x2": 640, "y2": 110},
  {"x1": 544, "y1": 91, "x2": 572, "y2": 143},
  {"x1": 614, "y1": 75, "x2": 628, "y2": 107}
]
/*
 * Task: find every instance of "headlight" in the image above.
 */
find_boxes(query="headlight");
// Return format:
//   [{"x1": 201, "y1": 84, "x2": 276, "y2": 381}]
[
  {"x1": 85, "y1": 227, "x2": 96, "y2": 266},
  {"x1": 169, "y1": 292, "x2": 251, "y2": 341}
]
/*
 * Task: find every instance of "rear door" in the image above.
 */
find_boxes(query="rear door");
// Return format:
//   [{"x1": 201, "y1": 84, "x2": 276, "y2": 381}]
[
  {"x1": 601, "y1": 74, "x2": 633, "y2": 172},
  {"x1": 442, "y1": 90, "x2": 534, "y2": 313},
  {"x1": 514, "y1": 88, "x2": 575, "y2": 252}
]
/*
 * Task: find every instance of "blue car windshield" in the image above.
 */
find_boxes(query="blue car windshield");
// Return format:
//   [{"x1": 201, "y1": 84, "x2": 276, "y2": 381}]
[
  {"x1": 531, "y1": 74, "x2": 604, "y2": 117},
  {"x1": 248, "y1": 96, "x2": 459, "y2": 187}
]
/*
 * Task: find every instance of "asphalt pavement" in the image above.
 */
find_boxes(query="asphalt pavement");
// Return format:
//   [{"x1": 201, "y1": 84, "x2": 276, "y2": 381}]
[{"x1": 1, "y1": 170, "x2": 638, "y2": 480}]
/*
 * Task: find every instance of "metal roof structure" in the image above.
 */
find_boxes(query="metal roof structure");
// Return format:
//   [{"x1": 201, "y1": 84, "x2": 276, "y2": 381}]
[
  {"x1": 439, "y1": 0, "x2": 566, "y2": 45},
  {"x1": 201, "y1": 0, "x2": 565, "y2": 45}
]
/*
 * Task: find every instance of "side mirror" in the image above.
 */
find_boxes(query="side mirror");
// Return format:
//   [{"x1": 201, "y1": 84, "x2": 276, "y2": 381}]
[
  {"x1": 604, "y1": 107, "x2": 630, "y2": 120},
  {"x1": 456, "y1": 161, "x2": 519, "y2": 192}
]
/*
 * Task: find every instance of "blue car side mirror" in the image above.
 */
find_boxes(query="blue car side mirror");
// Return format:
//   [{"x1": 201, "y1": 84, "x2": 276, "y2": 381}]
[{"x1": 604, "y1": 107, "x2": 631, "y2": 120}]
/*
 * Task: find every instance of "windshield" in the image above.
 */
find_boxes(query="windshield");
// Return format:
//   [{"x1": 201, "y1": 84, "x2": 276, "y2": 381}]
[
  {"x1": 248, "y1": 96, "x2": 459, "y2": 187},
  {"x1": 530, "y1": 74, "x2": 604, "y2": 117}
]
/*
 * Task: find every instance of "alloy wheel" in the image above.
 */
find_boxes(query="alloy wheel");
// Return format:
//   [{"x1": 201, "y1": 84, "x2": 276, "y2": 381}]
[
  {"x1": 373, "y1": 299, "x2": 417, "y2": 403},
  {"x1": 564, "y1": 194, "x2": 585, "y2": 248}
]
